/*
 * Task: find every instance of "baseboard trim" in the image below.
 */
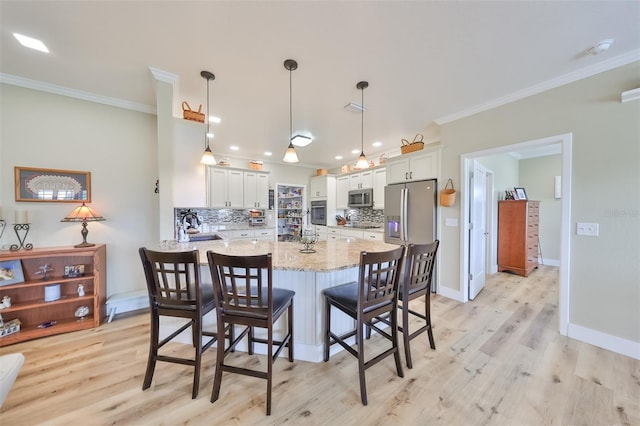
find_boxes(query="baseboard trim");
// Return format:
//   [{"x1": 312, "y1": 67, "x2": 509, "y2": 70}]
[
  {"x1": 568, "y1": 323, "x2": 640, "y2": 360},
  {"x1": 437, "y1": 285, "x2": 464, "y2": 302}
]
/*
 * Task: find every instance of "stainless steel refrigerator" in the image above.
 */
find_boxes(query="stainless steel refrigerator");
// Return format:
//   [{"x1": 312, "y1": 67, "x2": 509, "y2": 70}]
[{"x1": 384, "y1": 179, "x2": 437, "y2": 247}]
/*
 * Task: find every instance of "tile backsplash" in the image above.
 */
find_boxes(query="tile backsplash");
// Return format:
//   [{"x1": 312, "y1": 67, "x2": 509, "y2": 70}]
[{"x1": 343, "y1": 208, "x2": 384, "y2": 224}]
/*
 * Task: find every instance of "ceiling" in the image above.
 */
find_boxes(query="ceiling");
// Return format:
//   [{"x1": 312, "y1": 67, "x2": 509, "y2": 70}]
[{"x1": 1, "y1": 1, "x2": 639, "y2": 169}]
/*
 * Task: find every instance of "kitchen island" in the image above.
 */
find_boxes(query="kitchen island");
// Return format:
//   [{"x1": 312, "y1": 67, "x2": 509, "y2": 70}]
[{"x1": 179, "y1": 238, "x2": 398, "y2": 362}]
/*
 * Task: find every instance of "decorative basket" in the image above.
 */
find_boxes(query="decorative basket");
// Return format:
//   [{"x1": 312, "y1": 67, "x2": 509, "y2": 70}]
[
  {"x1": 182, "y1": 101, "x2": 205, "y2": 123},
  {"x1": 440, "y1": 178, "x2": 456, "y2": 207},
  {"x1": 248, "y1": 161, "x2": 263, "y2": 170},
  {"x1": 400, "y1": 133, "x2": 425, "y2": 154},
  {"x1": 316, "y1": 169, "x2": 328, "y2": 176}
]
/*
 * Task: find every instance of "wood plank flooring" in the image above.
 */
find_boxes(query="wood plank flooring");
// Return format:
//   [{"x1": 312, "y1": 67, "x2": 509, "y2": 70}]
[{"x1": 1, "y1": 265, "x2": 638, "y2": 425}]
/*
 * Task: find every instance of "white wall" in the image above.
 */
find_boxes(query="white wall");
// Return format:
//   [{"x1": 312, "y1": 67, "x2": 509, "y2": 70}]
[
  {"x1": 439, "y1": 62, "x2": 640, "y2": 345},
  {"x1": 1, "y1": 84, "x2": 158, "y2": 296}
]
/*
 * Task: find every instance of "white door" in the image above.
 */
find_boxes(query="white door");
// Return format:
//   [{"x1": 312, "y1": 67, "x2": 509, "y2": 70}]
[{"x1": 469, "y1": 160, "x2": 487, "y2": 300}]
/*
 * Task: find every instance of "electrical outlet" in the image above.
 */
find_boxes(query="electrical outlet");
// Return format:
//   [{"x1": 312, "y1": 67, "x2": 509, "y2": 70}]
[{"x1": 577, "y1": 222, "x2": 599, "y2": 236}]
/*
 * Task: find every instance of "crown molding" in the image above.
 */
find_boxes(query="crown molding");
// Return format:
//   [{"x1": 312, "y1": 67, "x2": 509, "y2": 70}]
[
  {"x1": 0, "y1": 72, "x2": 156, "y2": 115},
  {"x1": 434, "y1": 49, "x2": 640, "y2": 125}
]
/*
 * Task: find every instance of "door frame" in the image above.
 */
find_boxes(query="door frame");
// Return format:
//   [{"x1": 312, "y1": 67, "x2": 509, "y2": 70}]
[{"x1": 460, "y1": 133, "x2": 572, "y2": 336}]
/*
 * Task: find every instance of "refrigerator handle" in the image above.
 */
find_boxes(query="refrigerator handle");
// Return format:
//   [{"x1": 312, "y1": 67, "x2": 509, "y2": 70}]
[{"x1": 401, "y1": 187, "x2": 408, "y2": 241}]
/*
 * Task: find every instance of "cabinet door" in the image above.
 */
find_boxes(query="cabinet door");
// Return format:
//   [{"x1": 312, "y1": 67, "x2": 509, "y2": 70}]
[
  {"x1": 255, "y1": 173, "x2": 269, "y2": 208},
  {"x1": 209, "y1": 168, "x2": 229, "y2": 208},
  {"x1": 309, "y1": 176, "x2": 327, "y2": 199},
  {"x1": 349, "y1": 173, "x2": 361, "y2": 190},
  {"x1": 227, "y1": 170, "x2": 245, "y2": 208},
  {"x1": 409, "y1": 151, "x2": 438, "y2": 181},
  {"x1": 244, "y1": 172, "x2": 258, "y2": 208},
  {"x1": 385, "y1": 157, "x2": 410, "y2": 184},
  {"x1": 360, "y1": 170, "x2": 373, "y2": 188},
  {"x1": 372, "y1": 168, "x2": 386, "y2": 210},
  {"x1": 336, "y1": 176, "x2": 350, "y2": 209}
]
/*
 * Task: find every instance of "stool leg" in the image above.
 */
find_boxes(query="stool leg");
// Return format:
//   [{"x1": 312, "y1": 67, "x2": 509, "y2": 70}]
[{"x1": 143, "y1": 310, "x2": 159, "y2": 390}]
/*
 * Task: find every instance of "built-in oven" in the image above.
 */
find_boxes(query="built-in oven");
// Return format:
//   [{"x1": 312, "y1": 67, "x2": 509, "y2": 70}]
[
  {"x1": 348, "y1": 188, "x2": 373, "y2": 208},
  {"x1": 310, "y1": 200, "x2": 327, "y2": 226}
]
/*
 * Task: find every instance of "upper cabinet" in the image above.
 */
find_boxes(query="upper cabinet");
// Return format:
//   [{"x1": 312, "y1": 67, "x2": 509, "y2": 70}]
[
  {"x1": 244, "y1": 171, "x2": 269, "y2": 208},
  {"x1": 372, "y1": 168, "x2": 386, "y2": 210},
  {"x1": 385, "y1": 149, "x2": 440, "y2": 184},
  {"x1": 349, "y1": 170, "x2": 373, "y2": 190},
  {"x1": 208, "y1": 167, "x2": 245, "y2": 208},
  {"x1": 336, "y1": 175, "x2": 350, "y2": 210},
  {"x1": 309, "y1": 175, "x2": 330, "y2": 199}
]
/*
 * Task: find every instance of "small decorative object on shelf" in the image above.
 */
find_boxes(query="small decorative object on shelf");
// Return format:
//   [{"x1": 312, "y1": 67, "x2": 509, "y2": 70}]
[
  {"x1": 75, "y1": 306, "x2": 89, "y2": 320},
  {"x1": 44, "y1": 284, "x2": 61, "y2": 302},
  {"x1": 0, "y1": 318, "x2": 21, "y2": 338},
  {"x1": 37, "y1": 320, "x2": 57, "y2": 329},
  {"x1": 77, "y1": 283, "x2": 85, "y2": 297},
  {"x1": 1, "y1": 295, "x2": 11, "y2": 309},
  {"x1": 64, "y1": 264, "x2": 85, "y2": 277},
  {"x1": 35, "y1": 264, "x2": 54, "y2": 280}
]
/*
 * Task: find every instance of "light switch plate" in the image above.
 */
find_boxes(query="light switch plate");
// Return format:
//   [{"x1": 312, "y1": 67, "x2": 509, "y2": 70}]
[
  {"x1": 445, "y1": 218, "x2": 458, "y2": 227},
  {"x1": 577, "y1": 222, "x2": 599, "y2": 236}
]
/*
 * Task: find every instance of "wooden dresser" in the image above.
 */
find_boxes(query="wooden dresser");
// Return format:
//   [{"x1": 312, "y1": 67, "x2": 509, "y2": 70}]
[{"x1": 497, "y1": 200, "x2": 539, "y2": 277}]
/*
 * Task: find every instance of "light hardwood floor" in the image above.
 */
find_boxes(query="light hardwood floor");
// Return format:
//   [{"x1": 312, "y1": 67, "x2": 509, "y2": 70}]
[{"x1": 1, "y1": 265, "x2": 638, "y2": 425}]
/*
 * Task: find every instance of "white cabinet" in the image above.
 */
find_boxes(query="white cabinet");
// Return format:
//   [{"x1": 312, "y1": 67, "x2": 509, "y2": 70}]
[
  {"x1": 385, "y1": 150, "x2": 439, "y2": 184},
  {"x1": 372, "y1": 168, "x2": 386, "y2": 210},
  {"x1": 244, "y1": 171, "x2": 269, "y2": 208},
  {"x1": 232, "y1": 229, "x2": 254, "y2": 239},
  {"x1": 336, "y1": 175, "x2": 350, "y2": 210},
  {"x1": 208, "y1": 167, "x2": 244, "y2": 208},
  {"x1": 340, "y1": 228, "x2": 364, "y2": 239},
  {"x1": 229, "y1": 228, "x2": 275, "y2": 241},
  {"x1": 254, "y1": 228, "x2": 275, "y2": 240},
  {"x1": 349, "y1": 170, "x2": 373, "y2": 190},
  {"x1": 309, "y1": 176, "x2": 329, "y2": 199}
]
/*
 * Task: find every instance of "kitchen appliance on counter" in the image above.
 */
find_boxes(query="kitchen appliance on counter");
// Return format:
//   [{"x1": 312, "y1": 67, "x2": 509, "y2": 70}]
[
  {"x1": 348, "y1": 188, "x2": 373, "y2": 208},
  {"x1": 385, "y1": 179, "x2": 437, "y2": 290},
  {"x1": 249, "y1": 209, "x2": 266, "y2": 226},
  {"x1": 310, "y1": 200, "x2": 327, "y2": 226}
]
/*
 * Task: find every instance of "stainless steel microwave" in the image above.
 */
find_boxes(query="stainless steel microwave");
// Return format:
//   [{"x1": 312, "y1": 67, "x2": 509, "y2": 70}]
[{"x1": 348, "y1": 188, "x2": 373, "y2": 208}]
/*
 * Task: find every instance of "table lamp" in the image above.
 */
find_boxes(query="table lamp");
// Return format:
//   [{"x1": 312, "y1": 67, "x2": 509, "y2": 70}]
[{"x1": 61, "y1": 203, "x2": 105, "y2": 248}]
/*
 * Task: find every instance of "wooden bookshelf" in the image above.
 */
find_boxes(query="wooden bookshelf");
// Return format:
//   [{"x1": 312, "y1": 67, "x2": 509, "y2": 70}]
[{"x1": 0, "y1": 244, "x2": 106, "y2": 346}]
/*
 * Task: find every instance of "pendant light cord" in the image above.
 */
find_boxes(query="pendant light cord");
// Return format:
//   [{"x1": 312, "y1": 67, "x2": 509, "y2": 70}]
[
  {"x1": 361, "y1": 85, "x2": 364, "y2": 153},
  {"x1": 205, "y1": 77, "x2": 210, "y2": 149},
  {"x1": 289, "y1": 67, "x2": 292, "y2": 143}
]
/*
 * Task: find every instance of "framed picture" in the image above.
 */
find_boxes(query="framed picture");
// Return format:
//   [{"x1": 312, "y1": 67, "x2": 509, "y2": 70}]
[
  {"x1": 15, "y1": 166, "x2": 91, "y2": 202},
  {"x1": 64, "y1": 264, "x2": 85, "y2": 278},
  {"x1": 514, "y1": 187, "x2": 528, "y2": 200},
  {"x1": 0, "y1": 260, "x2": 25, "y2": 286}
]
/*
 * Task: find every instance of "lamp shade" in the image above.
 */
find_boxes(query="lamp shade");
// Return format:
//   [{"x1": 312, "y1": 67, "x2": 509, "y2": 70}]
[{"x1": 61, "y1": 203, "x2": 105, "y2": 223}]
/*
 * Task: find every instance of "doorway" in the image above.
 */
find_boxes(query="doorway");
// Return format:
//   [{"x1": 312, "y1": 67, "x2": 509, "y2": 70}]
[{"x1": 460, "y1": 133, "x2": 572, "y2": 336}]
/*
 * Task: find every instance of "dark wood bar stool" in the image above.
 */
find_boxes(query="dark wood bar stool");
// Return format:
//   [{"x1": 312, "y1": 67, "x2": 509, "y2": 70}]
[
  {"x1": 322, "y1": 246, "x2": 405, "y2": 405},
  {"x1": 139, "y1": 247, "x2": 225, "y2": 399},
  {"x1": 398, "y1": 241, "x2": 439, "y2": 368},
  {"x1": 206, "y1": 251, "x2": 295, "y2": 416}
]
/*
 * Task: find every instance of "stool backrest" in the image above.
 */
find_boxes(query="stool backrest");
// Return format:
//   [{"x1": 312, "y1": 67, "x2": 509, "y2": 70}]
[
  {"x1": 404, "y1": 240, "x2": 439, "y2": 295},
  {"x1": 358, "y1": 246, "x2": 406, "y2": 315}
]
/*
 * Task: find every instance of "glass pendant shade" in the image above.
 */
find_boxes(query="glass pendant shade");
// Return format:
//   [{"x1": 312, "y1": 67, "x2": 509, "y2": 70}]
[
  {"x1": 201, "y1": 145, "x2": 216, "y2": 165},
  {"x1": 356, "y1": 152, "x2": 369, "y2": 169},
  {"x1": 283, "y1": 143, "x2": 299, "y2": 163}
]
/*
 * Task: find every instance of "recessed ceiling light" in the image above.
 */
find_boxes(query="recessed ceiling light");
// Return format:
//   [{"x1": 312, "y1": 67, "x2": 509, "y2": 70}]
[
  {"x1": 291, "y1": 134, "x2": 312, "y2": 147},
  {"x1": 372, "y1": 141, "x2": 382, "y2": 147},
  {"x1": 209, "y1": 116, "x2": 221, "y2": 124},
  {"x1": 335, "y1": 155, "x2": 343, "y2": 160},
  {"x1": 13, "y1": 33, "x2": 49, "y2": 53},
  {"x1": 206, "y1": 132, "x2": 214, "y2": 138},
  {"x1": 264, "y1": 151, "x2": 272, "y2": 156},
  {"x1": 230, "y1": 146, "x2": 239, "y2": 151},
  {"x1": 589, "y1": 39, "x2": 614, "y2": 55},
  {"x1": 351, "y1": 149, "x2": 360, "y2": 154}
]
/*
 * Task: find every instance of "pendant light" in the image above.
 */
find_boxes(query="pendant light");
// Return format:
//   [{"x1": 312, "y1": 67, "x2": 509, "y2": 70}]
[
  {"x1": 355, "y1": 81, "x2": 370, "y2": 169},
  {"x1": 282, "y1": 59, "x2": 299, "y2": 163},
  {"x1": 200, "y1": 70, "x2": 217, "y2": 165}
]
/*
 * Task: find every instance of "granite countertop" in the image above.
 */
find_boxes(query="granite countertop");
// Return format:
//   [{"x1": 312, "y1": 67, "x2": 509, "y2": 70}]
[
  {"x1": 188, "y1": 238, "x2": 398, "y2": 272},
  {"x1": 327, "y1": 225, "x2": 384, "y2": 234}
]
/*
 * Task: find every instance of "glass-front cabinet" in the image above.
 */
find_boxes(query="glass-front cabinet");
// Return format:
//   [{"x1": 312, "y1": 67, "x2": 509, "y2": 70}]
[{"x1": 277, "y1": 184, "x2": 305, "y2": 241}]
